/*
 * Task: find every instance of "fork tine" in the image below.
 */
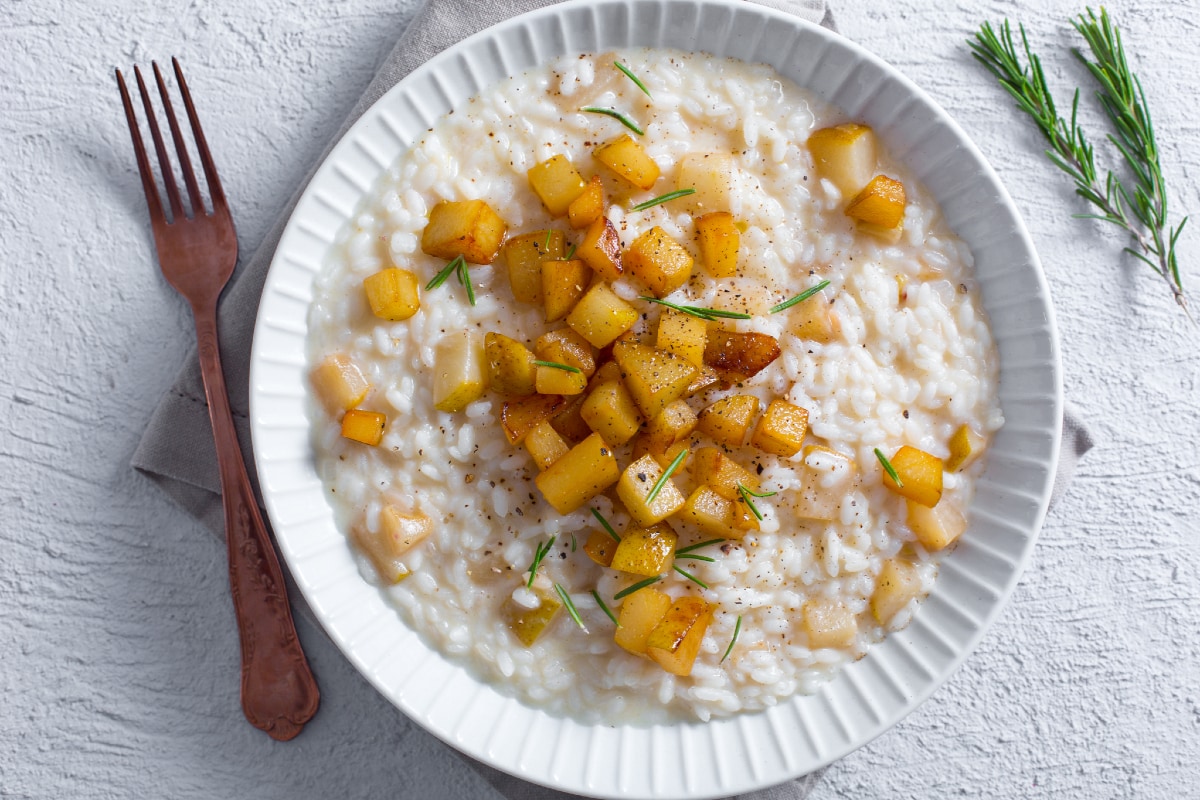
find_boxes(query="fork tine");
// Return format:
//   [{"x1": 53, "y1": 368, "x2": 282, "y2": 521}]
[
  {"x1": 133, "y1": 65, "x2": 185, "y2": 221},
  {"x1": 115, "y1": 68, "x2": 165, "y2": 225},
  {"x1": 152, "y1": 60, "x2": 205, "y2": 217},
  {"x1": 172, "y1": 57, "x2": 228, "y2": 213}
]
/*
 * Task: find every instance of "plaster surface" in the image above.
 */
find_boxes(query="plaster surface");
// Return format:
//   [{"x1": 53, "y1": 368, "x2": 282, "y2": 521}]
[{"x1": 1, "y1": 1, "x2": 1198, "y2": 797}]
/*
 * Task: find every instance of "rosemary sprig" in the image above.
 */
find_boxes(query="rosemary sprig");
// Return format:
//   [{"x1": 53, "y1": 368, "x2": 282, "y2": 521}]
[
  {"x1": 969, "y1": 9, "x2": 1189, "y2": 319},
  {"x1": 614, "y1": 575, "x2": 662, "y2": 600},
  {"x1": 676, "y1": 538, "x2": 726, "y2": 555},
  {"x1": 555, "y1": 583, "x2": 588, "y2": 631},
  {"x1": 736, "y1": 482, "x2": 774, "y2": 522},
  {"x1": 640, "y1": 296, "x2": 752, "y2": 321},
  {"x1": 544, "y1": 229, "x2": 553, "y2": 250},
  {"x1": 581, "y1": 106, "x2": 644, "y2": 136},
  {"x1": 426, "y1": 254, "x2": 465, "y2": 290},
  {"x1": 673, "y1": 564, "x2": 708, "y2": 589},
  {"x1": 456, "y1": 258, "x2": 476, "y2": 306},
  {"x1": 771, "y1": 279, "x2": 832, "y2": 314},
  {"x1": 565, "y1": 243, "x2": 578, "y2": 260},
  {"x1": 527, "y1": 535, "x2": 557, "y2": 588},
  {"x1": 591, "y1": 589, "x2": 620, "y2": 626},
  {"x1": 632, "y1": 188, "x2": 696, "y2": 212},
  {"x1": 721, "y1": 615, "x2": 743, "y2": 663},
  {"x1": 874, "y1": 447, "x2": 903, "y2": 488},
  {"x1": 645, "y1": 447, "x2": 688, "y2": 504},
  {"x1": 533, "y1": 360, "x2": 582, "y2": 374},
  {"x1": 679, "y1": 553, "x2": 715, "y2": 563},
  {"x1": 591, "y1": 507, "x2": 621, "y2": 542},
  {"x1": 615, "y1": 61, "x2": 653, "y2": 99}
]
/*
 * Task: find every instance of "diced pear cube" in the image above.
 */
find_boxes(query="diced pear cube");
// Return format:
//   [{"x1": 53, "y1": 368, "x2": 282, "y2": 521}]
[
  {"x1": 618, "y1": 454, "x2": 686, "y2": 526},
  {"x1": 946, "y1": 425, "x2": 987, "y2": 472},
  {"x1": 786, "y1": 288, "x2": 840, "y2": 343},
  {"x1": 794, "y1": 445, "x2": 858, "y2": 520},
  {"x1": 695, "y1": 211, "x2": 740, "y2": 278},
  {"x1": 594, "y1": 133, "x2": 660, "y2": 190},
  {"x1": 857, "y1": 220, "x2": 905, "y2": 243},
  {"x1": 433, "y1": 330, "x2": 487, "y2": 412},
  {"x1": 802, "y1": 600, "x2": 858, "y2": 649},
  {"x1": 656, "y1": 309, "x2": 707, "y2": 367},
  {"x1": 566, "y1": 282, "x2": 639, "y2": 348},
  {"x1": 610, "y1": 522, "x2": 677, "y2": 577},
  {"x1": 541, "y1": 258, "x2": 591, "y2": 322},
  {"x1": 703, "y1": 330, "x2": 781, "y2": 383},
  {"x1": 691, "y1": 447, "x2": 759, "y2": 501},
  {"x1": 549, "y1": 393, "x2": 592, "y2": 443},
  {"x1": 845, "y1": 175, "x2": 906, "y2": 229},
  {"x1": 524, "y1": 420, "x2": 570, "y2": 470},
  {"x1": 500, "y1": 394, "x2": 566, "y2": 445},
  {"x1": 485, "y1": 332, "x2": 537, "y2": 396},
  {"x1": 678, "y1": 486, "x2": 736, "y2": 538},
  {"x1": 749, "y1": 399, "x2": 809, "y2": 457},
  {"x1": 806, "y1": 123, "x2": 878, "y2": 200},
  {"x1": 677, "y1": 152, "x2": 735, "y2": 214},
  {"x1": 882, "y1": 445, "x2": 944, "y2": 507},
  {"x1": 614, "y1": 586, "x2": 673, "y2": 656},
  {"x1": 646, "y1": 596, "x2": 714, "y2": 676},
  {"x1": 730, "y1": 495, "x2": 760, "y2": 534},
  {"x1": 534, "y1": 327, "x2": 596, "y2": 377},
  {"x1": 505, "y1": 583, "x2": 563, "y2": 647},
  {"x1": 649, "y1": 440, "x2": 690, "y2": 471},
  {"x1": 535, "y1": 363, "x2": 587, "y2": 395},
  {"x1": 340, "y1": 409, "x2": 386, "y2": 445},
  {"x1": 527, "y1": 154, "x2": 587, "y2": 216},
  {"x1": 641, "y1": 400, "x2": 698, "y2": 455},
  {"x1": 591, "y1": 359, "x2": 623, "y2": 386},
  {"x1": 568, "y1": 175, "x2": 605, "y2": 229},
  {"x1": 583, "y1": 529, "x2": 618, "y2": 567},
  {"x1": 697, "y1": 394, "x2": 759, "y2": 448},
  {"x1": 575, "y1": 217, "x2": 623, "y2": 281},
  {"x1": 534, "y1": 432, "x2": 620, "y2": 514},
  {"x1": 351, "y1": 506, "x2": 433, "y2": 584},
  {"x1": 363, "y1": 268, "x2": 421, "y2": 321},
  {"x1": 871, "y1": 558, "x2": 923, "y2": 625},
  {"x1": 503, "y1": 230, "x2": 565, "y2": 304},
  {"x1": 613, "y1": 342, "x2": 698, "y2": 420},
  {"x1": 581, "y1": 380, "x2": 642, "y2": 446},
  {"x1": 312, "y1": 353, "x2": 370, "y2": 412},
  {"x1": 907, "y1": 499, "x2": 967, "y2": 551},
  {"x1": 684, "y1": 364, "x2": 720, "y2": 397},
  {"x1": 625, "y1": 226, "x2": 693, "y2": 298},
  {"x1": 421, "y1": 199, "x2": 507, "y2": 264}
]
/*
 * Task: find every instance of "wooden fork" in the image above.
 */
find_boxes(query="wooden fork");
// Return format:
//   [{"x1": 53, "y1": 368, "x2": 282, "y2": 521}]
[{"x1": 117, "y1": 58, "x2": 319, "y2": 741}]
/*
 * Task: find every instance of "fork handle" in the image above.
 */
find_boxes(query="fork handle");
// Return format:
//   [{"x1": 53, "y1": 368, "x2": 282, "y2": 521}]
[{"x1": 193, "y1": 304, "x2": 320, "y2": 741}]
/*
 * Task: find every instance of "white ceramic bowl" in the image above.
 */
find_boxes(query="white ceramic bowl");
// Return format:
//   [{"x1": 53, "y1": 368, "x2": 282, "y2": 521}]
[{"x1": 249, "y1": 1, "x2": 1062, "y2": 796}]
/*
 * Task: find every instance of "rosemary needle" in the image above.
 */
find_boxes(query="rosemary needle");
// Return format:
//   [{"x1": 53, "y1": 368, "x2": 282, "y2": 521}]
[
  {"x1": 721, "y1": 615, "x2": 743, "y2": 663},
  {"x1": 527, "y1": 535, "x2": 556, "y2": 588},
  {"x1": 455, "y1": 257, "x2": 476, "y2": 306},
  {"x1": 645, "y1": 447, "x2": 688, "y2": 504},
  {"x1": 641, "y1": 296, "x2": 751, "y2": 321},
  {"x1": 591, "y1": 590, "x2": 620, "y2": 627},
  {"x1": 533, "y1": 360, "x2": 582, "y2": 374},
  {"x1": 614, "y1": 575, "x2": 662, "y2": 601},
  {"x1": 771, "y1": 279, "x2": 832, "y2": 314},
  {"x1": 673, "y1": 564, "x2": 708, "y2": 589},
  {"x1": 581, "y1": 106, "x2": 644, "y2": 136},
  {"x1": 874, "y1": 448, "x2": 903, "y2": 488},
  {"x1": 676, "y1": 538, "x2": 726, "y2": 556},
  {"x1": 555, "y1": 583, "x2": 588, "y2": 631},
  {"x1": 736, "y1": 483, "x2": 771, "y2": 522},
  {"x1": 632, "y1": 188, "x2": 695, "y2": 212},
  {"x1": 615, "y1": 61, "x2": 653, "y2": 98},
  {"x1": 565, "y1": 243, "x2": 577, "y2": 260},
  {"x1": 591, "y1": 507, "x2": 621, "y2": 542},
  {"x1": 425, "y1": 254, "x2": 465, "y2": 291}
]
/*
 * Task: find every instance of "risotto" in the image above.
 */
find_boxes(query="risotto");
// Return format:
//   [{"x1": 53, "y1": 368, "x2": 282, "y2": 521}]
[{"x1": 305, "y1": 48, "x2": 1003, "y2": 723}]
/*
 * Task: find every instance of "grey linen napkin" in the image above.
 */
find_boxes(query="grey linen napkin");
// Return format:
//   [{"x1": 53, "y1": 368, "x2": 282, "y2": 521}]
[{"x1": 131, "y1": 0, "x2": 1093, "y2": 797}]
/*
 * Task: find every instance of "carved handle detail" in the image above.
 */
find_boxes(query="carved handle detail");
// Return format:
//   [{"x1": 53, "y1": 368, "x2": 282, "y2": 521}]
[{"x1": 194, "y1": 313, "x2": 320, "y2": 740}]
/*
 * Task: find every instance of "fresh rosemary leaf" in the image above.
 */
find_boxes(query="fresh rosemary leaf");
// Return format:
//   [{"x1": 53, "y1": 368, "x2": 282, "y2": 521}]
[
  {"x1": 678, "y1": 554, "x2": 715, "y2": 563},
  {"x1": 526, "y1": 535, "x2": 556, "y2": 588},
  {"x1": 591, "y1": 589, "x2": 620, "y2": 627},
  {"x1": 425, "y1": 254, "x2": 465, "y2": 291},
  {"x1": 874, "y1": 447, "x2": 903, "y2": 488},
  {"x1": 738, "y1": 484, "x2": 777, "y2": 498},
  {"x1": 456, "y1": 257, "x2": 476, "y2": 306},
  {"x1": 640, "y1": 296, "x2": 752, "y2": 321},
  {"x1": 555, "y1": 583, "x2": 588, "y2": 631},
  {"x1": 673, "y1": 564, "x2": 708, "y2": 589},
  {"x1": 632, "y1": 188, "x2": 695, "y2": 212},
  {"x1": 570, "y1": 532, "x2": 578, "y2": 552},
  {"x1": 533, "y1": 360, "x2": 582, "y2": 374},
  {"x1": 581, "y1": 106, "x2": 644, "y2": 136},
  {"x1": 565, "y1": 243, "x2": 577, "y2": 260},
  {"x1": 770, "y1": 279, "x2": 832, "y2": 314},
  {"x1": 736, "y1": 484, "x2": 765, "y2": 522},
  {"x1": 615, "y1": 61, "x2": 653, "y2": 99},
  {"x1": 676, "y1": 538, "x2": 726, "y2": 556},
  {"x1": 645, "y1": 447, "x2": 688, "y2": 504},
  {"x1": 591, "y1": 507, "x2": 621, "y2": 542},
  {"x1": 614, "y1": 575, "x2": 662, "y2": 600},
  {"x1": 544, "y1": 229, "x2": 552, "y2": 250},
  {"x1": 720, "y1": 615, "x2": 743, "y2": 663}
]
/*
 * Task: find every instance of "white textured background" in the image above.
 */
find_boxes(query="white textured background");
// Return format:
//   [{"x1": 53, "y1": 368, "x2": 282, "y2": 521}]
[{"x1": 1, "y1": 0, "x2": 1198, "y2": 797}]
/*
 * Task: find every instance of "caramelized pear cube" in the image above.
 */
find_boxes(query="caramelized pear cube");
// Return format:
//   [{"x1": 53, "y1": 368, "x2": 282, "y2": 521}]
[
  {"x1": 646, "y1": 596, "x2": 714, "y2": 676},
  {"x1": 845, "y1": 175, "x2": 906, "y2": 229},
  {"x1": 340, "y1": 409, "x2": 386, "y2": 445},
  {"x1": 695, "y1": 211, "x2": 740, "y2": 278},
  {"x1": 421, "y1": 199, "x2": 506, "y2": 264},
  {"x1": 617, "y1": 454, "x2": 686, "y2": 527},
  {"x1": 749, "y1": 399, "x2": 809, "y2": 457},
  {"x1": 614, "y1": 586, "x2": 673, "y2": 655},
  {"x1": 363, "y1": 267, "x2": 421, "y2": 321},
  {"x1": 527, "y1": 154, "x2": 587, "y2": 216},
  {"x1": 697, "y1": 394, "x2": 760, "y2": 448},
  {"x1": 625, "y1": 226, "x2": 693, "y2": 298},
  {"x1": 534, "y1": 432, "x2": 620, "y2": 514},
  {"x1": 882, "y1": 445, "x2": 943, "y2": 507},
  {"x1": 566, "y1": 282, "x2": 639, "y2": 348},
  {"x1": 503, "y1": 230, "x2": 565, "y2": 304},
  {"x1": 610, "y1": 522, "x2": 677, "y2": 577},
  {"x1": 594, "y1": 134, "x2": 660, "y2": 190}
]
